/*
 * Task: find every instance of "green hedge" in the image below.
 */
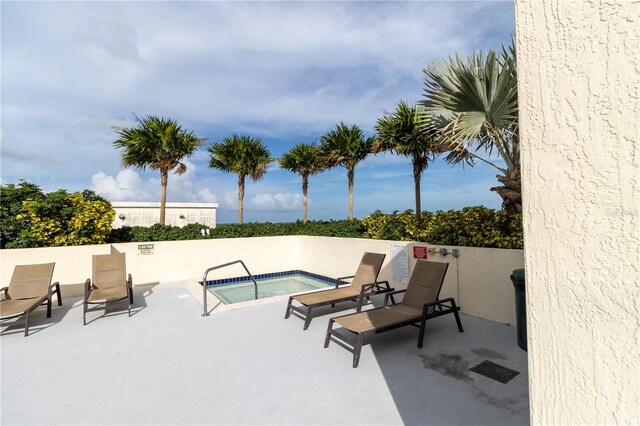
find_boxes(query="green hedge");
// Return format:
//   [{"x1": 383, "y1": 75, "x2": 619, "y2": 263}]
[
  {"x1": 108, "y1": 219, "x2": 365, "y2": 243},
  {"x1": 361, "y1": 207, "x2": 523, "y2": 249},
  {"x1": 107, "y1": 206, "x2": 523, "y2": 249}
]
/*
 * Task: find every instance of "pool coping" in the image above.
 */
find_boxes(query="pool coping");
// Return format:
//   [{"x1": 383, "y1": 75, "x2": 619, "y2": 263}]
[
  {"x1": 184, "y1": 274, "x2": 344, "y2": 314},
  {"x1": 202, "y1": 269, "x2": 348, "y2": 287}
]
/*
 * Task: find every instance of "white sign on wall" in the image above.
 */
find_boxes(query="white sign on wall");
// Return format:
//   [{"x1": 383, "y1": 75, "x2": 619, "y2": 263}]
[
  {"x1": 137, "y1": 243, "x2": 154, "y2": 255},
  {"x1": 390, "y1": 244, "x2": 409, "y2": 284}
]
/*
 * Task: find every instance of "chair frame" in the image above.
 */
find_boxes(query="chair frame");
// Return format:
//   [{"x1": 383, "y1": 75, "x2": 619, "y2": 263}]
[
  {"x1": 324, "y1": 266, "x2": 463, "y2": 367},
  {"x1": 0, "y1": 269, "x2": 62, "y2": 337},
  {"x1": 285, "y1": 276, "x2": 395, "y2": 330},
  {"x1": 83, "y1": 273, "x2": 133, "y2": 325}
]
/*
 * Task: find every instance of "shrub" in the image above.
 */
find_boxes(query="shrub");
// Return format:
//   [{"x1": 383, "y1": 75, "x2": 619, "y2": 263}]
[
  {"x1": 108, "y1": 219, "x2": 365, "y2": 243},
  {"x1": 0, "y1": 180, "x2": 44, "y2": 248},
  {"x1": 361, "y1": 206, "x2": 523, "y2": 249},
  {"x1": 1, "y1": 181, "x2": 115, "y2": 248},
  {"x1": 15, "y1": 190, "x2": 114, "y2": 247},
  {"x1": 106, "y1": 209, "x2": 521, "y2": 249}
]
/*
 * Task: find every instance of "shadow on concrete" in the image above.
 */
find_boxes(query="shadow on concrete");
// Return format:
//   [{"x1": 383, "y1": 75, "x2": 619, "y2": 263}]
[
  {"x1": 366, "y1": 313, "x2": 530, "y2": 426},
  {"x1": 0, "y1": 297, "x2": 74, "y2": 337},
  {"x1": 81, "y1": 281, "x2": 159, "y2": 325},
  {"x1": 319, "y1": 259, "x2": 530, "y2": 425}
]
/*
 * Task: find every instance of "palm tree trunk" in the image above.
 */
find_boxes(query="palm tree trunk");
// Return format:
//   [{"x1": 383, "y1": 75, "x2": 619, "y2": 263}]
[
  {"x1": 347, "y1": 167, "x2": 354, "y2": 221},
  {"x1": 238, "y1": 174, "x2": 245, "y2": 224},
  {"x1": 160, "y1": 169, "x2": 168, "y2": 225},
  {"x1": 413, "y1": 162, "x2": 422, "y2": 222},
  {"x1": 491, "y1": 165, "x2": 522, "y2": 215},
  {"x1": 302, "y1": 175, "x2": 308, "y2": 224}
]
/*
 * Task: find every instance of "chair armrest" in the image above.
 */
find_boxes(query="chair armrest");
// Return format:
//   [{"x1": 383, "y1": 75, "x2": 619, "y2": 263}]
[
  {"x1": 359, "y1": 283, "x2": 377, "y2": 295},
  {"x1": 83, "y1": 278, "x2": 91, "y2": 299},
  {"x1": 335, "y1": 275, "x2": 354, "y2": 288},
  {"x1": 384, "y1": 289, "x2": 407, "y2": 306},
  {"x1": 355, "y1": 283, "x2": 378, "y2": 312},
  {"x1": 421, "y1": 297, "x2": 458, "y2": 316},
  {"x1": 371, "y1": 280, "x2": 394, "y2": 294}
]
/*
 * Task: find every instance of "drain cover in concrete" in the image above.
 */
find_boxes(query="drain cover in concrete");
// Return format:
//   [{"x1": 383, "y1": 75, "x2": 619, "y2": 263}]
[{"x1": 470, "y1": 360, "x2": 519, "y2": 384}]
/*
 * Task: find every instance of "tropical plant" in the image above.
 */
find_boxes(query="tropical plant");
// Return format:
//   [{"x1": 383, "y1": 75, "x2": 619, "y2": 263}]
[
  {"x1": 418, "y1": 43, "x2": 520, "y2": 214},
  {"x1": 113, "y1": 115, "x2": 203, "y2": 225},
  {"x1": 279, "y1": 143, "x2": 326, "y2": 223},
  {"x1": 0, "y1": 180, "x2": 44, "y2": 248},
  {"x1": 320, "y1": 122, "x2": 374, "y2": 220},
  {"x1": 374, "y1": 101, "x2": 440, "y2": 221},
  {"x1": 12, "y1": 188, "x2": 114, "y2": 247},
  {"x1": 207, "y1": 134, "x2": 272, "y2": 224}
]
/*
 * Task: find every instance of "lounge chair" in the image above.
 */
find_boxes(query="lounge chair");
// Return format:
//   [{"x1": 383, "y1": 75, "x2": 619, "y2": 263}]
[
  {"x1": 324, "y1": 259, "x2": 463, "y2": 367},
  {"x1": 285, "y1": 252, "x2": 392, "y2": 330},
  {"x1": 83, "y1": 250, "x2": 133, "y2": 325},
  {"x1": 0, "y1": 263, "x2": 62, "y2": 336}
]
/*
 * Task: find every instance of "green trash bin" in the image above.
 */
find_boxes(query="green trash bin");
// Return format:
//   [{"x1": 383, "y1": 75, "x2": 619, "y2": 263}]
[{"x1": 510, "y1": 268, "x2": 527, "y2": 351}]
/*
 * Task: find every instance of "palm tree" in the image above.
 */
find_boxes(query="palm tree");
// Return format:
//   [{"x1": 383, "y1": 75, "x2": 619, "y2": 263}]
[
  {"x1": 374, "y1": 101, "x2": 440, "y2": 221},
  {"x1": 418, "y1": 43, "x2": 520, "y2": 214},
  {"x1": 113, "y1": 115, "x2": 203, "y2": 225},
  {"x1": 208, "y1": 134, "x2": 271, "y2": 224},
  {"x1": 279, "y1": 143, "x2": 326, "y2": 223},
  {"x1": 320, "y1": 123, "x2": 374, "y2": 220}
]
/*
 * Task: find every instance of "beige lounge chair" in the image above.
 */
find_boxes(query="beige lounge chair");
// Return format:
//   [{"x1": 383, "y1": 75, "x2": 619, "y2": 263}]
[
  {"x1": 324, "y1": 260, "x2": 463, "y2": 367},
  {"x1": 0, "y1": 263, "x2": 61, "y2": 336},
  {"x1": 285, "y1": 252, "x2": 392, "y2": 330},
  {"x1": 83, "y1": 250, "x2": 133, "y2": 325}
]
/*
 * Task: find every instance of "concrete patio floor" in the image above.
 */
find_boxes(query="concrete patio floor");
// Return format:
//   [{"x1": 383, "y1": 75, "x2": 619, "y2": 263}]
[{"x1": 1, "y1": 281, "x2": 529, "y2": 425}]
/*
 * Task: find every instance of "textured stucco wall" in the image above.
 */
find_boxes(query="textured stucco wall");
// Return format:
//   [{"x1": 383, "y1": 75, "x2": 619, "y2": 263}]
[{"x1": 515, "y1": 0, "x2": 639, "y2": 424}]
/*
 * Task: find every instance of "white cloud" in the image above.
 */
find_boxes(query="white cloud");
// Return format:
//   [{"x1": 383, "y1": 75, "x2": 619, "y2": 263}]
[
  {"x1": 249, "y1": 193, "x2": 303, "y2": 212},
  {"x1": 197, "y1": 188, "x2": 218, "y2": 203},
  {"x1": 219, "y1": 191, "x2": 239, "y2": 210},
  {"x1": 91, "y1": 169, "x2": 152, "y2": 201},
  {"x1": 91, "y1": 160, "x2": 224, "y2": 204}
]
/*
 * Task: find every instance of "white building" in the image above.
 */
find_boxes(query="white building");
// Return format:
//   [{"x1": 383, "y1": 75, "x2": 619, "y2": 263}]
[{"x1": 111, "y1": 202, "x2": 218, "y2": 228}]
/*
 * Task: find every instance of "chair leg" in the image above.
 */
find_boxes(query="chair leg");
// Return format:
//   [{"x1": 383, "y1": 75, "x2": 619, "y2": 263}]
[
  {"x1": 285, "y1": 297, "x2": 293, "y2": 319},
  {"x1": 46, "y1": 297, "x2": 52, "y2": 318},
  {"x1": 303, "y1": 306, "x2": 313, "y2": 330},
  {"x1": 353, "y1": 334, "x2": 364, "y2": 368},
  {"x1": 418, "y1": 317, "x2": 427, "y2": 349},
  {"x1": 128, "y1": 287, "x2": 133, "y2": 317},
  {"x1": 454, "y1": 309, "x2": 464, "y2": 332},
  {"x1": 324, "y1": 319, "x2": 335, "y2": 348},
  {"x1": 24, "y1": 312, "x2": 30, "y2": 337},
  {"x1": 55, "y1": 283, "x2": 62, "y2": 306},
  {"x1": 83, "y1": 301, "x2": 87, "y2": 326}
]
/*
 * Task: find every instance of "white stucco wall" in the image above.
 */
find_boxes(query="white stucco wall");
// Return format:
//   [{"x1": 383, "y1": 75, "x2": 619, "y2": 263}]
[
  {"x1": 111, "y1": 202, "x2": 218, "y2": 228},
  {"x1": 515, "y1": 1, "x2": 639, "y2": 424}
]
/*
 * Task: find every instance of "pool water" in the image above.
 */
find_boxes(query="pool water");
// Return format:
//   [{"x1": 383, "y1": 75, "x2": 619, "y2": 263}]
[{"x1": 208, "y1": 274, "x2": 332, "y2": 305}]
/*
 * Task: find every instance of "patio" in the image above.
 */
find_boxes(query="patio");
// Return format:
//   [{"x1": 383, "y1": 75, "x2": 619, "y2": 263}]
[{"x1": 1, "y1": 280, "x2": 529, "y2": 425}]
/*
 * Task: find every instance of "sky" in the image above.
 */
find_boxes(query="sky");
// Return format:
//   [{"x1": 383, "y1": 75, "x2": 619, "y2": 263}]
[{"x1": 1, "y1": 1, "x2": 515, "y2": 224}]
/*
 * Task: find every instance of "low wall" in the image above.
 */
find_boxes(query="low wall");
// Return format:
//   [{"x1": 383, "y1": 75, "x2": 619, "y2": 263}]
[
  {"x1": 0, "y1": 237, "x2": 523, "y2": 324},
  {"x1": 295, "y1": 237, "x2": 524, "y2": 324}
]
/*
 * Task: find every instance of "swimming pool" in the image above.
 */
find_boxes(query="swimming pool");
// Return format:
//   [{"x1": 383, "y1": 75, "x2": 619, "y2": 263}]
[{"x1": 205, "y1": 271, "x2": 338, "y2": 305}]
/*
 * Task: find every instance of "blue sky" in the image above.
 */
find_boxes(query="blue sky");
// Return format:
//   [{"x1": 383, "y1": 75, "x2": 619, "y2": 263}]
[{"x1": 1, "y1": 1, "x2": 515, "y2": 224}]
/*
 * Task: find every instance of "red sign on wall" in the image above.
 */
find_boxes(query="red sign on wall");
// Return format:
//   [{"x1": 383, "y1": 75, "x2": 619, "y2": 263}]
[{"x1": 413, "y1": 246, "x2": 428, "y2": 259}]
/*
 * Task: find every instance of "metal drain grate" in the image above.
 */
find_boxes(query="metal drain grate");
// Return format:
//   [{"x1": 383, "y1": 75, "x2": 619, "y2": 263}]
[{"x1": 470, "y1": 360, "x2": 520, "y2": 384}]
